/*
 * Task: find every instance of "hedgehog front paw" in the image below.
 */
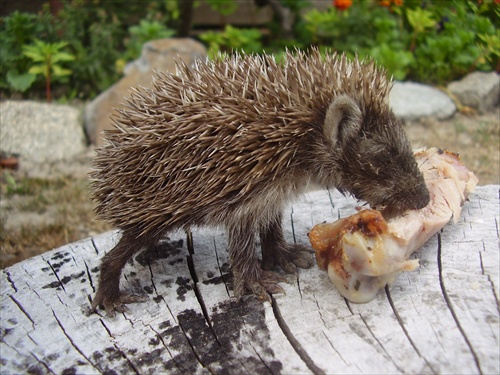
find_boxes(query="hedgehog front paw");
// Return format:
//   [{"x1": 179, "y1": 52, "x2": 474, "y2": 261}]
[
  {"x1": 234, "y1": 270, "x2": 287, "y2": 301},
  {"x1": 262, "y1": 243, "x2": 315, "y2": 274},
  {"x1": 250, "y1": 270, "x2": 288, "y2": 301},
  {"x1": 91, "y1": 290, "x2": 147, "y2": 318}
]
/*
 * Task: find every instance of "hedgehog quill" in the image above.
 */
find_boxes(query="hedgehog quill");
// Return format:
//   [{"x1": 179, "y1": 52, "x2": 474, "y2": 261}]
[{"x1": 90, "y1": 49, "x2": 430, "y2": 316}]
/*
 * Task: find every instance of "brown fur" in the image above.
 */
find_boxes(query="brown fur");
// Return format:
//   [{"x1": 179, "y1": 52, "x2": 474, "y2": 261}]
[{"x1": 90, "y1": 49, "x2": 429, "y2": 316}]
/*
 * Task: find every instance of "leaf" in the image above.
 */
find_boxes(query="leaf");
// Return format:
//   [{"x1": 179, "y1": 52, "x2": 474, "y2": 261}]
[
  {"x1": 22, "y1": 46, "x2": 46, "y2": 62},
  {"x1": 6, "y1": 70, "x2": 36, "y2": 92},
  {"x1": 478, "y1": 33, "x2": 500, "y2": 56},
  {"x1": 407, "y1": 8, "x2": 436, "y2": 33},
  {"x1": 52, "y1": 65, "x2": 72, "y2": 77},
  {"x1": 51, "y1": 52, "x2": 76, "y2": 63},
  {"x1": 28, "y1": 64, "x2": 47, "y2": 75}
]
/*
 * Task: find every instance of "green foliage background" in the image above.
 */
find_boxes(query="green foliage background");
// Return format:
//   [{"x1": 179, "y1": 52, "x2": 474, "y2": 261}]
[{"x1": 1, "y1": 0, "x2": 498, "y2": 101}]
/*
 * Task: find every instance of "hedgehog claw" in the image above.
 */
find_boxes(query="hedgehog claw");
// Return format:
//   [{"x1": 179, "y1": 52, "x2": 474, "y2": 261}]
[
  {"x1": 238, "y1": 270, "x2": 287, "y2": 301},
  {"x1": 92, "y1": 292, "x2": 147, "y2": 318},
  {"x1": 262, "y1": 244, "x2": 315, "y2": 273}
]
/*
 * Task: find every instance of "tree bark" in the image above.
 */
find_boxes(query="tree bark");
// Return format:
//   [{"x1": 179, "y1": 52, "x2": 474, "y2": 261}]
[{"x1": 1, "y1": 186, "x2": 498, "y2": 374}]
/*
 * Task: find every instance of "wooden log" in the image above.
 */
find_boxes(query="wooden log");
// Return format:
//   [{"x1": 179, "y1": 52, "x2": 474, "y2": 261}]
[{"x1": 1, "y1": 185, "x2": 498, "y2": 374}]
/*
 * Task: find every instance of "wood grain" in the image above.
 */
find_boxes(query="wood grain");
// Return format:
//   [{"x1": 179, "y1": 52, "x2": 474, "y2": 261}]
[{"x1": 1, "y1": 185, "x2": 498, "y2": 374}]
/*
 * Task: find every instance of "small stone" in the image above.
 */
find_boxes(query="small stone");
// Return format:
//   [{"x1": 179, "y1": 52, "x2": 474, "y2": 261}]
[
  {"x1": 0, "y1": 100, "x2": 87, "y2": 164},
  {"x1": 390, "y1": 81, "x2": 457, "y2": 121},
  {"x1": 447, "y1": 71, "x2": 500, "y2": 114}
]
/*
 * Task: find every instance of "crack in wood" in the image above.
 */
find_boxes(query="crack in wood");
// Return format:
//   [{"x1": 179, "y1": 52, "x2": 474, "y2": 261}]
[
  {"x1": 358, "y1": 313, "x2": 404, "y2": 373},
  {"x1": 213, "y1": 235, "x2": 231, "y2": 297},
  {"x1": 68, "y1": 251, "x2": 78, "y2": 267},
  {"x1": 121, "y1": 311, "x2": 136, "y2": 327},
  {"x1": 51, "y1": 310, "x2": 100, "y2": 373},
  {"x1": 0, "y1": 339, "x2": 55, "y2": 375},
  {"x1": 478, "y1": 248, "x2": 500, "y2": 314},
  {"x1": 385, "y1": 286, "x2": 437, "y2": 374},
  {"x1": 290, "y1": 207, "x2": 305, "y2": 301},
  {"x1": 29, "y1": 349, "x2": 56, "y2": 374},
  {"x1": 345, "y1": 298, "x2": 354, "y2": 315},
  {"x1": 110, "y1": 343, "x2": 141, "y2": 375},
  {"x1": 144, "y1": 323, "x2": 186, "y2": 373},
  {"x1": 290, "y1": 206, "x2": 297, "y2": 244},
  {"x1": 252, "y1": 347, "x2": 276, "y2": 375},
  {"x1": 83, "y1": 260, "x2": 96, "y2": 293},
  {"x1": 21, "y1": 265, "x2": 35, "y2": 281},
  {"x1": 176, "y1": 321, "x2": 212, "y2": 373},
  {"x1": 9, "y1": 295, "x2": 35, "y2": 329},
  {"x1": 90, "y1": 237, "x2": 100, "y2": 255},
  {"x1": 185, "y1": 229, "x2": 225, "y2": 354},
  {"x1": 296, "y1": 274, "x2": 303, "y2": 300},
  {"x1": 313, "y1": 294, "x2": 327, "y2": 327},
  {"x1": 4, "y1": 270, "x2": 18, "y2": 293},
  {"x1": 99, "y1": 318, "x2": 113, "y2": 338},
  {"x1": 271, "y1": 296, "x2": 324, "y2": 375},
  {"x1": 437, "y1": 233, "x2": 482, "y2": 374},
  {"x1": 146, "y1": 260, "x2": 158, "y2": 294},
  {"x1": 45, "y1": 260, "x2": 66, "y2": 293},
  {"x1": 321, "y1": 330, "x2": 349, "y2": 367},
  {"x1": 55, "y1": 294, "x2": 69, "y2": 309},
  {"x1": 328, "y1": 190, "x2": 336, "y2": 210}
]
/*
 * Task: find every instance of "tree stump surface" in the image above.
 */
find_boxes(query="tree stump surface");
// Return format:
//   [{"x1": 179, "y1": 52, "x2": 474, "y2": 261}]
[{"x1": 1, "y1": 185, "x2": 499, "y2": 375}]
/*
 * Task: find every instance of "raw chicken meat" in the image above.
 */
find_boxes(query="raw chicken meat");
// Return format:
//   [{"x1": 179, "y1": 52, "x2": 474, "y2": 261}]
[{"x1": 308, "y1": 148, "x2": 478, "y2": 303}]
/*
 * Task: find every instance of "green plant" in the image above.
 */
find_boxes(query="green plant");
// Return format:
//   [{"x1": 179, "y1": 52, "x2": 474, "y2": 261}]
[
  {"x1": 1, "y1": 1, "x2": 180, "y2": 101},
  {"x1": 473, "y1": 33, "x2": 500, "y2": 72},
  {"x1": 368, "y1": 44, "x2": 414, "y2": 80},
  {"x1": 300, "y1": 2, "x2": 412, "y2": 79},
  {"x1": 0, "y1": 10, "x2": 51, "y2": 94},
  {"x1": 407, "y1": 1, "x2": 498, "y2": 83},
  {"x1": 122, "y1": 19, "x2": 175, "y2": 62},
  {"x1": 54, "y1": 1, "x2": 126, "y2": 98},
  {"x1": 1, "y1": 0, "x2": 497, "y2": 101},
  {"x1": 200, "y1": 25, "x2": 263, "y2": 58},
  {"x1": 22, "y1": 40, "x2": 75, "y2": 103},
  {"x1": 298, "y1": 0, "x2": 498, "y2": 83},
  {"x1": 205, "y1": 0, "x2": 238, "y2": 16}
]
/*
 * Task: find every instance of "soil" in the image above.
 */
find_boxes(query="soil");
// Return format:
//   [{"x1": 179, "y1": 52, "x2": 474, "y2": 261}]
[{"x1": 1, "y1": 112, "x2": 498, "y2": 269}]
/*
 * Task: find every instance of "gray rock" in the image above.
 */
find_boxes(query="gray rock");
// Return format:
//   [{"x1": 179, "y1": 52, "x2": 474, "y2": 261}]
[
  {"x1": 84, "y1": 38, "x2": 207, "y2": 146},
  {"x1": 0, "y1": 100, "x2": 87, "y2": 164},
  {"x1": 390, "y1": 81, "x2": 457, "y2": 121},
  {"x1": 447, "y1": 71, "x2": 500, "y2": 114}
]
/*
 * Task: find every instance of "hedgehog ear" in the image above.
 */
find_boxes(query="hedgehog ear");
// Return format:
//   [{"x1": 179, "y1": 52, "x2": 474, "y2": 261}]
[{"x1": 323, "y1": 95, "x2": 362, "y2": 146}]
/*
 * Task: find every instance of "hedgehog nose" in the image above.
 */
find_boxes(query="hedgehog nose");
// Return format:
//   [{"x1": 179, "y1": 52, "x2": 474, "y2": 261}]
[{"x1": 408, "y1": 183, "x2": 430, "y2": 210}]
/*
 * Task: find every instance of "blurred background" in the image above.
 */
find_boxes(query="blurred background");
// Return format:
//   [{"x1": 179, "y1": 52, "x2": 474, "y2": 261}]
[{"x1": 1, "y1": 0, "x2": 498, "y2": 101}]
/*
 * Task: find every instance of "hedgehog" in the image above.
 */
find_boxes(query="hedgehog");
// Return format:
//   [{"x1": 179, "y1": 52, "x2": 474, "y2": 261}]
[{"x1": 90, "y1": 48, "x2": 430, "y2": 316}]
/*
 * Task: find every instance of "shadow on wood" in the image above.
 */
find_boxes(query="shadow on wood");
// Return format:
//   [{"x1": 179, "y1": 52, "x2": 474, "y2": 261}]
[{"x1": 1, "y1": 186, "x2": 499, "y2": 374}]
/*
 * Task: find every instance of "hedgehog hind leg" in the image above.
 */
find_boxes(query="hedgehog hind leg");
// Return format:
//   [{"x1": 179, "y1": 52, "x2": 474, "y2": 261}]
[
  {"x1": 260, "y1": 213, "x2": 315, "y2": 273},
  {"x1": 91, "y1": 228, "x2": 161, "y2": 317},
  {"x1": 227, "y1": 222, "x2": 287, "y2": 301}
]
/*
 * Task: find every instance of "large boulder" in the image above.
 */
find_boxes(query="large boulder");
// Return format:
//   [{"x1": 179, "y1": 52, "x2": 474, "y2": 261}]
[
  {"x1": 390, "y1": 81, "x2": 457, "y2": 121},
  {"x1": 0, "y1": 100, "x2": 87, "y2": 164},
  {"x1": 85, "y1": 38, "x2": 207, "y2": 146},
  {"x1": 447, "y1": 71, "x2": 500, "y2": 114}
]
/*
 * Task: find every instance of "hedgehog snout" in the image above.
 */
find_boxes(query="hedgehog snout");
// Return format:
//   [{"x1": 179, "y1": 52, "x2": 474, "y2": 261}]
[{"x1": 374, "y1": 179, "x2": 430, "y2": 211}]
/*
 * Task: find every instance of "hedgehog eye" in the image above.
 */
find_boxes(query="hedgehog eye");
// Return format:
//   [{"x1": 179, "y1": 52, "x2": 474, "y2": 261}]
[{"x1": 323, "y1": 95, "x2": 362, "y2": 146}]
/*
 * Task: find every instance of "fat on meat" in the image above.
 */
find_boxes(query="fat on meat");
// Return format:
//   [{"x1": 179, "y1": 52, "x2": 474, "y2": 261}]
[{"x1": 308, "y1": 147, "x2": 478, "y2": 303}]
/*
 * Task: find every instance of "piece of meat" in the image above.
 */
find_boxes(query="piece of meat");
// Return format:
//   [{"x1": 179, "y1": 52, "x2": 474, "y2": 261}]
[{"x1": 308, "y1": 147, "x2": 478, "y2": 303}]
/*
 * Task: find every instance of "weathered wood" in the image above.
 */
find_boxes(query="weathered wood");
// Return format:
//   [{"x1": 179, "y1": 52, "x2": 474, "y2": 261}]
[{"x1": 1, "y1": 185, "x2": 498, "y2": 374}]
